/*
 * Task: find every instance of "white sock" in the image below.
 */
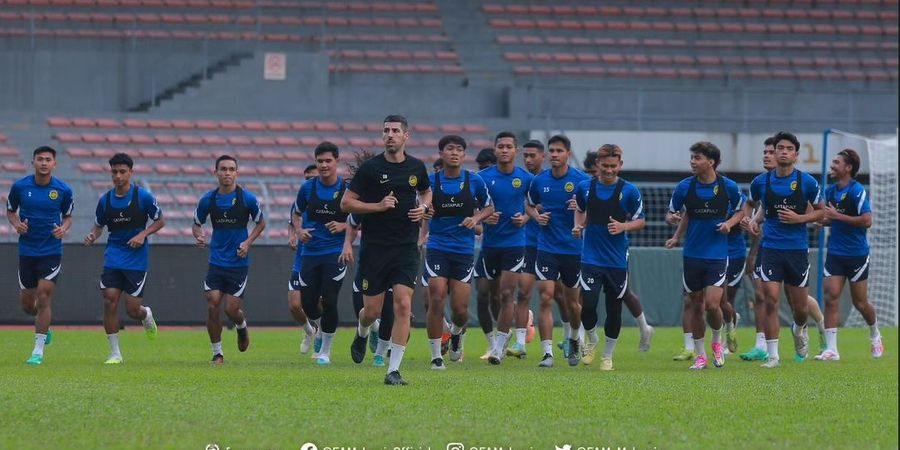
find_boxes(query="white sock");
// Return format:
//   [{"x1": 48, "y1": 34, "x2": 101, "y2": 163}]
[
  {"x1": 724, "y1": 319, "x2": 734, "y2": 333},
  {"x1": 387, "y1": 342, "x2": 405, "y2": 373},
  {"x1": 211, "y1": 341, "x2": 223, "y2": 356},
  {"x1": 33, "y1": 333, "x2": 49, "y2": 356},
  {"x1": 303, "y1": 321, "x2": 315, "y2": 336},
  {"x1": 311, "y1": 318, "x2": 321, "y2": 333},
  {"x1": 577, "y1": 325, "x2": 585, "y2": 342},
  {"x1": 235, "y1": 320, "x2": 247, "y2": 330},
  {"x1": 693, "y1": 338, "x2": 706, "y2": 357},
  {"x1": 816, "y1": 318, "x2": 826, "y2": 336},
  {"x1": 635, "y1": 313, "x2": 650, "y2": 331},
  {"x1": 371, "y1": 318, "x2": 380, "y2": 334},
  {"x1": 493, "y1": 331, "x2": 509, "y2": 354},
  {"x1": 357, "y1": 319, "x2": 370, "y2": 338},
  {"x1": 869, "y1": 321, "x2": 881, "y2": 340},
  {"x1": 450, "y1": 323, "x2": 464, "y2": 335},
  {"x1": 766, "y1": 339, "x2": 779, "y2": 360},
  {"x1": 141, "y1": 306, "x2": 152, "y2": 325},
  {"x1": 541, "y1": 339, "x2": 553, "y2": 356},
  {"x1": 586, "y1": 327, "x2": 600, "y2": 344},
  {"x1": 443, "y1": 318, "x2": 452, "y2": 333},
  {"x1": 602, "y1": 336, "x2": 617, "y2": 359},
  {"x1": 321, "y1": 332, "x2": 335, "y2": 357},
  {"x1": 107, "y1": 333, "x2": 121, "y2": 357},
  {"x1": 375, "y1": 339, "x2": 390, "y2": 357},
  {"x1": 456, "y1": 331, "x2": 466, "y2": 351},
  {"x1": 485, "y1": 330, "x2": 495, "y2": 351},
  {"x1": 516, "y1": 328, "x2": 527, "y2": 345},
  {"x1": 683, "y1": 332, "x2": 694, "y2": 351},
  {"x1": 562, "y1": 321, "x2": 572, "y2": 340},
  {"x1": 755, "y1": 332, "x2": 766, "y2": 351},
  {"x1": 429, "y1": 338, "x2": 442, "y2": 360},
  {"x1": 825, "y1": 328, "x2": 838, "y2": 353},
  {"x1": 711, "y1": 326, "x2": 722, "y2": 345}
]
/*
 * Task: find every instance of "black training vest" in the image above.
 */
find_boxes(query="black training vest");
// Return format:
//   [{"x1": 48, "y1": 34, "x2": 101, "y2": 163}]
[
  {"x1": 209, "y1": 186, "x2": 250, "y2": 230},
  {"x1": 586, "y1": 178, "x2": 627, "y2": 225},
  {"x1": 684, "y1": 175, "x2": 729, "y2": 220},
  {"x1": 765, "y1": 170, "x2": 805, "y2": 219},
  {"x1": 105, "y1": 186, "x2": 148, "y2": 232},
  {"x1": 828, "y1": 180, "x2": 860, "y2": 216},
  {"x1": 306, "y1": 178, "x2": 348, "y2": 223},
  {"x1": 433, "y1": 171, "x2": 475, "y2": 218}
]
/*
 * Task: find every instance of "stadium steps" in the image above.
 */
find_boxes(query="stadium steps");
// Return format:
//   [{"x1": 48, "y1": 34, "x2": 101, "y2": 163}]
[
  {"x1": 434, "y1": 0, "x2": 510, "y2": 85},
  {"x1": 129, "y1": 51, "x2": 254, "y2": 112}
]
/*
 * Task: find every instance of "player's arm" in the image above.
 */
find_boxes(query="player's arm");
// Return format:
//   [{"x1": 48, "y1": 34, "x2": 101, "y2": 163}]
[
  {"x1": 665, "y1": 213, "x2": 688, "y2": 248},
  {"x1": 6, "y1": 209, "x2": 28, "y2": 234},
  {"x1": 408, "y1": 187, "x2": 433, "y2": 222},
  {"x1": 823, "y1": 192, "x2": 872, "y2": 228},
  {"x1": 192, "y1": 196, "x2": 209, "y2": 247},
  {"x1": 340, "y1": 219, "x2": 358, "y2": 265},
  {"x1": 53, "y1": 215, "x2": 73, "y2": 239},
  {"x1": 665, "y1": 183, "x2": 684, "y2": 226},
  {"x1": 618, "y1": 186, "x2": 647, "y2": 233},
  {"x1": 84, "y1": 224, "x2": 104, "y2": 246}
]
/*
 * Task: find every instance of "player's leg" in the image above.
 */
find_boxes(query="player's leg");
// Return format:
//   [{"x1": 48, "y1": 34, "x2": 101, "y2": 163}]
[
  {"x1": 351, "y1": 246, "x2": 387, "y2": 364},
  {"x1": 686, "y1": 290, "x2": 708, "y2": 369},
  {"x1": 447, "y1": 277, "x2": 470, "y2": 362},
  {"x1": 553, "y1": 281, "x2": 571, "y2": 355},
  {"x1": 221, "y1": 266, "x2": 250, "y2": 353},
  {"x1": 385, "y1": 282, "x2": 414, "y2": 385},
  {"x1": 300, "y1": 263, "x2": 324, "y2": 358},
  {"x1": 288, "y1": 274, "x2": 316, "y2": 355},
  {"x1": 848, "y1": 278, "x2": 883, "y2": 357},
  {"x1": 785, "y1": 283, "x2": 810, "y2": 362},
  {"x1": 600, "y1": 284, "x2": 624, "y2": 371},
  {"x1": 819, "y1": 274, "x2": 845, "y2": 360},
  {"x1": 121, "y1": 270, "x2": 155, "y2": 338},
  {"x1": 703, "y1": 283, "x2": 726, "y2": 368},
  {"x1": 315, "y1": 261, "x2": 345, "y2": 365},
  {"x1": 579, "y1": 267, "x2": 601, "y2": 365},
  {"x1": 512, "y1": 247, "x2": 537, "y2": 355},
  {"x1": 491, "y1": 269, "x2": 519, "y2": 364},
  {"x1": 560, "y1": 257, "x2": 583, "y2": 367},
  {"x1": 372, "y1": 289, "x2": 394, "y2": 367},
  {"x1": 536, "y1": 279, "x2": 557, "y2": 367},
  {"x1": 101, "y1": 281, "x2": 124, "y2": 363},
  {"x1": 427, "y1": 274, "x2": 450, "y2": 368},
  {"x1": 673, "y1": 293, "x2": 696, "y2": 361},
  {"x1": 740, "y1": 276, "x2": 769, "y2": 361},
  {"x1": 475, "y1": 277, "x2": 495, "y2": 359},
  {"x1": 622, "y1": 288, "x2": 653, "y2": 352},
  {"x1": 205, "y1": 287, "x2": 225, "y2": 364}
]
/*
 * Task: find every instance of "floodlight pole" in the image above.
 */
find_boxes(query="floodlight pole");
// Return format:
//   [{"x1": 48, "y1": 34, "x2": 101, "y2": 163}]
[{"x1": 818, "y1": 129, "x2": 831, "y2": 308}]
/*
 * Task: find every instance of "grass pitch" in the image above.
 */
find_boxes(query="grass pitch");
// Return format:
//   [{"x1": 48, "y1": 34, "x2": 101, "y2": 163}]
[{"x1": 0, "y1": 326, "x2": 896, "y2": 449}]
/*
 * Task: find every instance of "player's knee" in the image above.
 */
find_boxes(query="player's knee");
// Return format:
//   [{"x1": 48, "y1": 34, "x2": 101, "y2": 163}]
[
  {"x1": 125, "y1": 303, "x2": 143, "y2": 319},
  {"x1": 393, "y1": 300, "x2": 411, "y2": 318}
]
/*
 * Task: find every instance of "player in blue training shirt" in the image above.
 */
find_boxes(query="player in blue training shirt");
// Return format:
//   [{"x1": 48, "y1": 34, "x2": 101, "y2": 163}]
[
  {"x1": 286, "y1": 166, "x2": 322, "y2": 359},
  {"x1": 749, "y1": 131, "x2": 824, "y2": 368},
  {"x1": 424, "y1": 135, "x2": 493, "y2": 369},
  {"x1": 476, "y1": 131, "x2": 534, "y2": 365},
  {"x1": 193, "y1": 155, "x2": 266, "y2": 364},
  {"x1": 527, "y1": 134, "x2": 591, "y2": 368},
  {"x1": 6, "y1": 146, "x2": 74, "y2": 365},
  {"x1": 573, "y1": 144, "x2": 646, "y2": 371},
  {"x1": 292, "y1": 142, "x2": 350, "y2": 365},
  {"x1": 817, "y1": 148, "x2": 883, "y2": 360},
  {"x1": 667, "y1": 142, "x2": 744, "y2": 370},
  {"x1": 84, "y1": 153, "x2": 164, "y2": 364}
]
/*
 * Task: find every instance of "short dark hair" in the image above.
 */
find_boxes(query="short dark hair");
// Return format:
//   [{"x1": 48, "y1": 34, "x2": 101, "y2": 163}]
[
  {"x1": 215, "y1": 154, "x2": 238, "y2": 169},
  {"x1": 476, "y1": 148, "x2": 497, "y2": 165},
  {"x1": 304, "y1": 164, "x2": 318, "y2": 174},
  {"x1": 315, "y1": 141, "x2": 339, "y2": 159},
  {"x1": 438, "y1": 135, "x2": 467, "y2": 152},
  {"x1": 108, "y1": 152, "x2": 134, "y2": 168},
  {"x1": 689, "y1": 141, "x2": 721, "y2": 169},
  {"x1": 33, "y1": 146, "x2": 56, "y2": 159},
  {"x1": 433, "y1": 158, "x2": 444, "y2": 170},
  {"x1": 383, "y1": 114, "x2": 408, "y2": 131},
  {"x1": 522, "y1": 140, "x2": 544, "y2": 152},
  {"x1": 494, "y1": 131, "x2": 517, "y2": 146},
  {"x1": 547, "y1": 134, "x2": 571, "y2": 151},
  {"x1": 772, "y1": 131, "x2": 800, "y2": 151},
  {"x1": 597, "y1": 144, "x2": 623, "y2": 160},
  {"x1": 763, "y1": 136, "x2": 777, "y2": 147},
  {"x1": 583, "y1": 151, "x2": 598, "y2": 169},
  {"x1": 837, "y1": 148, "x2": 862, "y2": 177}
]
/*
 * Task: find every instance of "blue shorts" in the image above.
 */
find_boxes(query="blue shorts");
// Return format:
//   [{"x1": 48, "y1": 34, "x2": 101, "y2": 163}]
[
  {"x1": 579, "y1": 263, "x2": 627, "y2": 299},
  {"x1": 726, "y1": 257, "x2": 746, "y2": 288},
  {"x1": 682, "y1": 257, "x2": 728, "y2": 293},
  {"x1": 522, "y1": 246, "x2": 538, "y2": 275},
  {"x1": 535, "y1": 250, "x2": 581, "y2": 288},
  {"x1": 101, "y1": 268, "x2": 147, "y2": 297},
  {"x1": 474, "y1": 247, "x2": 525, "y2": 279},
  {"x1": 204, "y1": 264, "x2": 249, "y2": 297},
  {"x1": 297, "y1": 253, "x2": 347, "y2": 294},
  {"x1": 825, "y1": 254, "x2": 869, "y2": 282},
  {"x1": 758, "y1": 248, "x2": 810, "y2": 288},
  {"x1": 18, "y1": 255, "x2": 61, "y2": 289},
  {"x1": 423, "y1": 248, "x2": 474, "y2": 284}
]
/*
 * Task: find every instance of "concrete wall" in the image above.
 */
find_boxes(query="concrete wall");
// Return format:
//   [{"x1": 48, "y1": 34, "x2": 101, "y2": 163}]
[{"x1": 0, "y1": 244, "x2": 857, "y2": 327}]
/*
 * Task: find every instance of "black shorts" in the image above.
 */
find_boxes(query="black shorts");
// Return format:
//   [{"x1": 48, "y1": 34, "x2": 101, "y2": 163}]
[
  {"x1": 758, "y1": 248, "x2": 810, "y2": 288},
  {"x1": 579, "y1": 263, "x2": 627, "y2": 299},
  {"x1": 359, "y1": 243, "x2": 419, "y2": 295},
  {"x1": 204, "y1": 264, "x2": 249, "y2": 297},
  {"x1": 423, "y1": 248, "x2": 474, "y2": 283},
  {"x1": 18, "y1": 255, "x2": 61, "y2": 289},
  {"x1": 825, "y1": 254, "x2": 869, "y2": 282},
  {"x1": 535, "y1": 250, "x2": 581, "y2": 288},
  {"x1": 726, "y1": 257, "x2": 746, "y2": 288},
  {"x1": 101, "y1": 268, "x2": 147, "y2": 298},
  {"x1": 682, "y1": 257, "x2": 728, "y2": 293},
  {"x1": 522, "y1": 246, "x2": 538, "y2": 275},
  {"x1": 474, "y1": 247, "x2": 525, "y2": 279}
]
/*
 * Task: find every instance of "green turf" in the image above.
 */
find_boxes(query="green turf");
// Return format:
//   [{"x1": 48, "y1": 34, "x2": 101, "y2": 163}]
[{"x1": 0, "y1": 326, "x2": 896, "y2": 449}]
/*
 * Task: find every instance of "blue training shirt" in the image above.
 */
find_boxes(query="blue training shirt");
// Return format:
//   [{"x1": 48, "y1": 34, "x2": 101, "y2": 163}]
[
  {"x1": 825, "y1": 180, "x2": 870, "y2": 257},
  {"x1": 528, "y1": 166, "x2": 590, "y2": 255},
  {"x1": 426, "y1": 170, "x2": 491, "y2": 255},
  {"x1": 6, "y1": 175, "x2": 74, "y2": 257},
  {"x1": 727, "y1": 191, "x2": 749, "y2": 260},
  {"x1": 479, "y1": 165, "x2": 534, "y2": 249},
  {"x1": 194, "y1": 187, "x2": 264, "y2": 268},
  {"x1": 669, "y1": 175, "x2": 743, "y2": 261},
  {"x1": 750, "y1": 169, "x2": 821, "y2": 251},
  {"x1": 94, "y1": 185, "x2": 162, "y2": 271},
  {"x1": 294, "y1": 176, "x2": 347, "y2": 257},
  {"x1": 575, "y1": 178, "x2": 644, "y2": 269}
]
